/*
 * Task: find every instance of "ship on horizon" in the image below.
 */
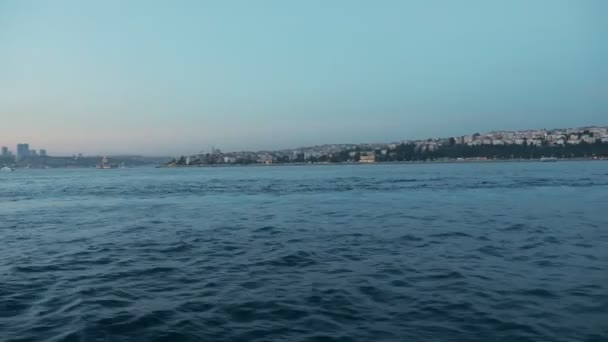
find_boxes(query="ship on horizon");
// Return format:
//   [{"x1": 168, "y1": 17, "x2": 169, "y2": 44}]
[{"x1": 96, "y1": 156, "x2": 118, "y2": 169}]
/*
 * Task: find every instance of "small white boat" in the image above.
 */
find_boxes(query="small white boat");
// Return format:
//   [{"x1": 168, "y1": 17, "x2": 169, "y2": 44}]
[
  {"x1": 0, "y1": 166, "x2": 15, "y2": 172},
  {"x1": 540, "y1": 157, "x2": 558, "y2": 162}
]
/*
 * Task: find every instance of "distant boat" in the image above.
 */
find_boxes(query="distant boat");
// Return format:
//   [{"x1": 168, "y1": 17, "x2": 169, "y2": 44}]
[
  {"x1": 540, "y1": 157, "x2": 558, "y2": 162},
  {"x1": 1, "y1": 166, "x2": 14, "y2": 172},
  {"x1": 96, "y1": 156, "x2": 118, "y2": 169}
]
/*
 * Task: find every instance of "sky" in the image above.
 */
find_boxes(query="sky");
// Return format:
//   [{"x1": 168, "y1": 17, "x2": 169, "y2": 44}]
[{"x1": 0, "y1": 0, "x2": 606, "y2": 156}]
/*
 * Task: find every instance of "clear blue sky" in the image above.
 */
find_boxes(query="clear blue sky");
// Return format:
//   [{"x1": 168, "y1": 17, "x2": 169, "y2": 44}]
[{"x1": 1, "y1": 0, "x2": 606, "y2": 155}]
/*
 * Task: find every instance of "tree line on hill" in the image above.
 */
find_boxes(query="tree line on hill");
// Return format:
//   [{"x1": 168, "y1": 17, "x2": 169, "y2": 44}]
[{"x1": 381, "y1": 140, "x2": 608, "y2": 162}]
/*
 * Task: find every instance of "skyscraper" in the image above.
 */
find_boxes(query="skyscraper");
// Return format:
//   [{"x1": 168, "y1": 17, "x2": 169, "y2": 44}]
[
  {"x1": 1, "y1": 146, "x2": 8, "y2": 157},
  {"x1": 40, "y1": 149, "x2": 47, "y2": 157},
  {"x1": 17, "y1": 144, "x2": 30, "y2": 158}
]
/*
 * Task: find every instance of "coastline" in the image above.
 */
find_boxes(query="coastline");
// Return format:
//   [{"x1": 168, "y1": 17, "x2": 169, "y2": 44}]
[
  {"x1": 4, "y1": 157, "x2": 606, "y2": 170},
  {"x1": 157, "y1": 157, "x2": 608, "y2": 169}
]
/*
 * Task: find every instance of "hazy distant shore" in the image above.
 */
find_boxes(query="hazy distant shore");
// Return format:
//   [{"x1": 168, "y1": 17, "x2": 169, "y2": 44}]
[{"x1": 157, "y1": 157, "x2": 607, "y2": 169}]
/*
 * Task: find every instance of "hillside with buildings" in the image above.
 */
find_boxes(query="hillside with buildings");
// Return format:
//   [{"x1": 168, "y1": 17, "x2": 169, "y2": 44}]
[
  {"x1": 165, "y1": 126, "x2": 608, "y2": 166},
  {"x1": 4, "y1": 126, "x2": 608, "y2": 168}
]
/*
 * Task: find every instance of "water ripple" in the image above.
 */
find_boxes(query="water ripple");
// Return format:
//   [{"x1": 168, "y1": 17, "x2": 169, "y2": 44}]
[{"x1": 1, "y1": 163, "x2": 607, "y2": 341}]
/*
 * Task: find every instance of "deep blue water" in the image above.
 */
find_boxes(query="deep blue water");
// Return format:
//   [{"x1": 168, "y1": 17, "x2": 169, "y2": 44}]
[{"x1": 1, "y1": 162, "x2": 607, "y2": 342}]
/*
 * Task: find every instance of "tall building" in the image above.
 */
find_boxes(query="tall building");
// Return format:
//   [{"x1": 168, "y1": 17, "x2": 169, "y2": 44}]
[
  {"x1": 40, "y1": 149, "x2": 47, "y2": 157},
  {"x1": 1, "y1": 146, "x2": 8, "y2": 157},
  {"x1": 17, "y1": 144, "x2": 30, "y2": 158}
]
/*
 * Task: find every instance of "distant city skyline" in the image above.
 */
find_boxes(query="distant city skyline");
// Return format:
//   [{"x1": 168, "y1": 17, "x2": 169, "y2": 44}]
[
  {"x1": 2, "y1": 125, "x2": 607, "y2": 158},
  {"x1": 1, "y1": 1, "x2": 606, "y2": 156},
  {"x1": 1, "y1": 143, "x2": 47, "y2": 158},
  {"x1": 3, "y1": 125, "x2": 607, "y2": 170}
]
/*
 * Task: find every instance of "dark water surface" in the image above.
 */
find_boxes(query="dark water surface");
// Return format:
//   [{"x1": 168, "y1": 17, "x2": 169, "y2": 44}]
[{"x1": 1, "y1": 162, "x2": 607, "y2": 342}]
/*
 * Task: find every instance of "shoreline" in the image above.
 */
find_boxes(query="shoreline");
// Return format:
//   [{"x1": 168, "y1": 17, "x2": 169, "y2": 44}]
[
  {"x1": 4, "y1": 158, "x2": 606, "y2": 170},
  {"x1": 157, "y1": 157, "x2": 608, "y2": 169}
]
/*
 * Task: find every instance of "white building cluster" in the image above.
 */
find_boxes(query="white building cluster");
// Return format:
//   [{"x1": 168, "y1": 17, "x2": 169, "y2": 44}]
[{"x1": 414, "y1": 126, "x2": 608, "y2": 152}]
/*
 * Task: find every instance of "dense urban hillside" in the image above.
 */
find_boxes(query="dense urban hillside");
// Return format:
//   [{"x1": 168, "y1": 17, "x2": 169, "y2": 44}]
[{"x1": 166, "y1": 126, "x2": 608, "y2": 166}]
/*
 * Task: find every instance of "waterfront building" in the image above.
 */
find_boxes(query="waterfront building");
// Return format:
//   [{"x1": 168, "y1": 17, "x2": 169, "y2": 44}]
[
  {"x1": 359, "y1": 154, "x2": 376, "y2": 163},
  {"x1": 40, "y1": 149, "x2": 47, "y2": 157},
  {"x1": 257, "y1": 154, "x2": 274, "y2": 164},
  {"x1": 1, "y1": 146, "x2": 8, "y2": 157}
]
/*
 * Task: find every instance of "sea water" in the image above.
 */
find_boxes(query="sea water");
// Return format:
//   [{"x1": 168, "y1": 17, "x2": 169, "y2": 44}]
[{"x1": 1, "y1": 162, "x2": 607, "y2": 341}]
